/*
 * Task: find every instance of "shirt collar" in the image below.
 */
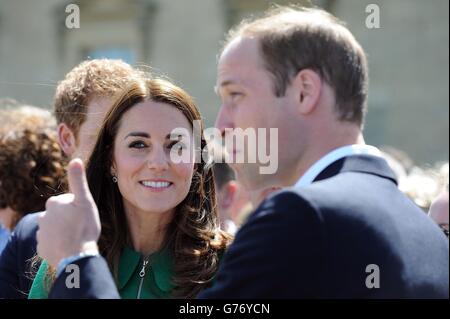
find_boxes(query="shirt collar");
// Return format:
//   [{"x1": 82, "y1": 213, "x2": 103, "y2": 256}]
[
  {"x1": 118, "y1": 246, "x2": 174, "y2": 292},
  {"x1": 294, "y1": 144, "x2": 383, "y2": 188}
]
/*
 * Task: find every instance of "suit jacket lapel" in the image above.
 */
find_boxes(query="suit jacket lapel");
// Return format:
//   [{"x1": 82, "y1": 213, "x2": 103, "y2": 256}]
[{"x1": 313, "y1": 155, "x2": 397, "y2": 185}]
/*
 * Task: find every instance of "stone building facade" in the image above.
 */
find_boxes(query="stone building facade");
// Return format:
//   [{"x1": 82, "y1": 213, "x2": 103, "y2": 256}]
[{"x1": 0, "y1": 0, "x2": 448, "y2": 164}]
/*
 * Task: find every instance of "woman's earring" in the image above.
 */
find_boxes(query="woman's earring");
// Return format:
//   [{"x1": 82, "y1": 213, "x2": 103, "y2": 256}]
[{"x1": 112, "y1": 176, "x2": 118, "y2": 183}]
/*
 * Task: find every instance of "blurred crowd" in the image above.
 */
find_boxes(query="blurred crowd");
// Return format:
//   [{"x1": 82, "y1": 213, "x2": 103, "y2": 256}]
[{"x1": 0, "y1": 5, "x2": 447, "y2": 300}]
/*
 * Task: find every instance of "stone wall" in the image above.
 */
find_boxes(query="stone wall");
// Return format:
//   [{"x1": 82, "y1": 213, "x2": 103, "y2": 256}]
[{"x1": 0, "y1": 0, "x2": 448, "y2": 164}]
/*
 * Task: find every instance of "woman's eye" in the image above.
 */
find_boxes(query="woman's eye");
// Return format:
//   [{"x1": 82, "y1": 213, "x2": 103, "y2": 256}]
[{"x1": 129, "y1": 141, "x2": 147, "y2": 149}]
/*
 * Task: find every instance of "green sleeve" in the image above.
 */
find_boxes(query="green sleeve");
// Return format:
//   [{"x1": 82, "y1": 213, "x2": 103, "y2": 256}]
[{"x1": 28, "y1": 260, "x2": 50, "y2": 299}]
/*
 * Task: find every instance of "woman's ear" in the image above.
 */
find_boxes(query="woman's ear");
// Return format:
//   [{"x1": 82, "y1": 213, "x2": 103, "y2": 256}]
[{"x1": 110, "y1": 162, "x2": 117, "y2": 176}]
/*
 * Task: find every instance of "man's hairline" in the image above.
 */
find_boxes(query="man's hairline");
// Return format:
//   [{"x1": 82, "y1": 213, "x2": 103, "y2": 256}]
[
  {"x1": 56, "y1": 94, "x2": 113, "y2": 143},
  {"x1": 218, "y1": 34, "x2": 285, "y2": 97},
  {"x1": 219, "y1": 34, "x2": 364, "y2": 129}
]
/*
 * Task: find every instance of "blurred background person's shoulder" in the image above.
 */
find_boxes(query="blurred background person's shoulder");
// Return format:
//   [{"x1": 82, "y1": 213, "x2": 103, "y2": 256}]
[{"x1": 428, "y1": 163, "x2": 449, "y2": 238}]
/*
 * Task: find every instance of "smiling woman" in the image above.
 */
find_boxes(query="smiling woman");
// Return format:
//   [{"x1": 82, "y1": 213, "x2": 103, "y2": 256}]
[{"x1": 29, "y1": 78, "x2": 233, "y2": 299}]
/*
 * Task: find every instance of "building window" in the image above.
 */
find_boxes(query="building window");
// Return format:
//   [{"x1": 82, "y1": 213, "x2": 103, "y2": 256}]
[{"x1": 55, "y1": 0, "x2": 157, "y2": 68}]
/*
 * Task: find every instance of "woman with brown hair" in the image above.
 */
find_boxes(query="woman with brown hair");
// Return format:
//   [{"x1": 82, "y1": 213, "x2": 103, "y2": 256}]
[{"x1": 29, "y1": 78, "x2": 232, "y2": 298}]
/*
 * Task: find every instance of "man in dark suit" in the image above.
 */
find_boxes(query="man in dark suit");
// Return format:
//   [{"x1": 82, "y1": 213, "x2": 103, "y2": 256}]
[
  {"x1": 37, "y1": 6, "x2": 449, "y2": 298},
  {"x1": 0, "y1": 59, "x2": 142, "y2": 298}
]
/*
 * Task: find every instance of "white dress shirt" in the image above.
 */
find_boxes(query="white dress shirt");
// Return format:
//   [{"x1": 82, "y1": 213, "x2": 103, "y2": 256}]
[{"x1": 294, "y1": 144, "x2": 383, "y2": 188}]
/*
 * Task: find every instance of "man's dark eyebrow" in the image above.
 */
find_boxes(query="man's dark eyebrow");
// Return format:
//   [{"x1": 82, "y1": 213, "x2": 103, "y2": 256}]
[
  {"x1": 124, "y1": 132, "x2": 150, "y2": 139},
  {"x1": 214, "y1": 80, "x2": 236, "y2": 95},
  {"x1": 219, "y1": 80, "x2": 235, "y2": 88}
]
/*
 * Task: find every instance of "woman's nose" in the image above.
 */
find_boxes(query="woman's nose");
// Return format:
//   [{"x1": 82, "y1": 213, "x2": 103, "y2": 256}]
[{"x1": 147, "y1": 146, "x2": 169, "y2": 171}]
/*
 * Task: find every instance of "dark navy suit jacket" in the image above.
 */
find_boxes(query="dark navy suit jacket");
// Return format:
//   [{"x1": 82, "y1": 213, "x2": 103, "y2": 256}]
[
  {"x1": 0, "y1": 213, "x2": 40, "y2": 298},
  {"x1": 49, "y1": 155, "x2": 449, "y2": 298}
]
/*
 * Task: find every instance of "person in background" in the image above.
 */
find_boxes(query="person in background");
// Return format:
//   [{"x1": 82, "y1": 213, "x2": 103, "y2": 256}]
[
  {"x1": 212, "y1": 162, "x2": 252, "y2": 234},
  {"x1": 0, "y1": 59, "x2": 146, "y2": 298},
  {"x1": 0, "y1": 128, "x2": 67, "y2": 231},
  {"x1": 0, "y1": 101, "x2": 63, "y2": 252},
  {"x1": 0, "y1": 226, "x2": 8, "y2": 255},
  {"x1": 429, "y1": 163, "x2": 449, "y2": 237},
  {"x1": 30, "y1": 78, "x2": 231, "y2": 299},
  {"x1": 399, "y1": 163, "x2": 448, "y2": 212},
  {"x1": 381, "y1": 146, "x2": 448, "y2": 214},
  {"x1": 0, "y1": 99, "x2": 57, "y2": 132}
]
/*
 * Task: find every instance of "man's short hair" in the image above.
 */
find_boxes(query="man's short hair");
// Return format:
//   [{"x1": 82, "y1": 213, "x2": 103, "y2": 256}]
[
  {"x1": 54, "y1": 59, "x2": 145, "y2": 140},
  {"x1": 223, "y1": 6, "x2": 369, "y2": 126}
]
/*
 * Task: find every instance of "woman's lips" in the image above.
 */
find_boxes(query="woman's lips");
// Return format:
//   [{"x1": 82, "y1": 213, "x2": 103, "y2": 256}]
[{"x1": 139, "y1": 180, "x2": 173, "y2": 192}]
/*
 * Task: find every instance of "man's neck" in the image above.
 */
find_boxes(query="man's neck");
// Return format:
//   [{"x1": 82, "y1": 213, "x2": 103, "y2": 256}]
[
  {"x1": 235, "y1": 127, "x2": 364, "y2": 207},
  {"x1": 288, "y1": 131, "x2": 365, "y2": 187}
]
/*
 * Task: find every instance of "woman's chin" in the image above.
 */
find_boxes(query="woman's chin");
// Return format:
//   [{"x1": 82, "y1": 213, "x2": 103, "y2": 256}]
[{"x1": 136, "y1": 204, "x2": 176, "y2": 215}]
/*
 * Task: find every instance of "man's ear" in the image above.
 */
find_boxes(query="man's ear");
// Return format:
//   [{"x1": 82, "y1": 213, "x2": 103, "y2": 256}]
[
  {"x1": 57, "y1": 123, "x2": 77, "y2": 157},
  {"x1": 291, "y1": 69, "x2": 322, "y2": 115},
  {"x1": 222, "y1": 181, "x2": 238, "y2": 209}
]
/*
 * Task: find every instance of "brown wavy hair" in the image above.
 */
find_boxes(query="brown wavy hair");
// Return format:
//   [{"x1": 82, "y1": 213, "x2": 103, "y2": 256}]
[
  {"x1": 85, "y1": 78, "x2": 232, "y2": 298},
  {"x1": 0, "y1": 129, "x2": 67, "y2": 228}
]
